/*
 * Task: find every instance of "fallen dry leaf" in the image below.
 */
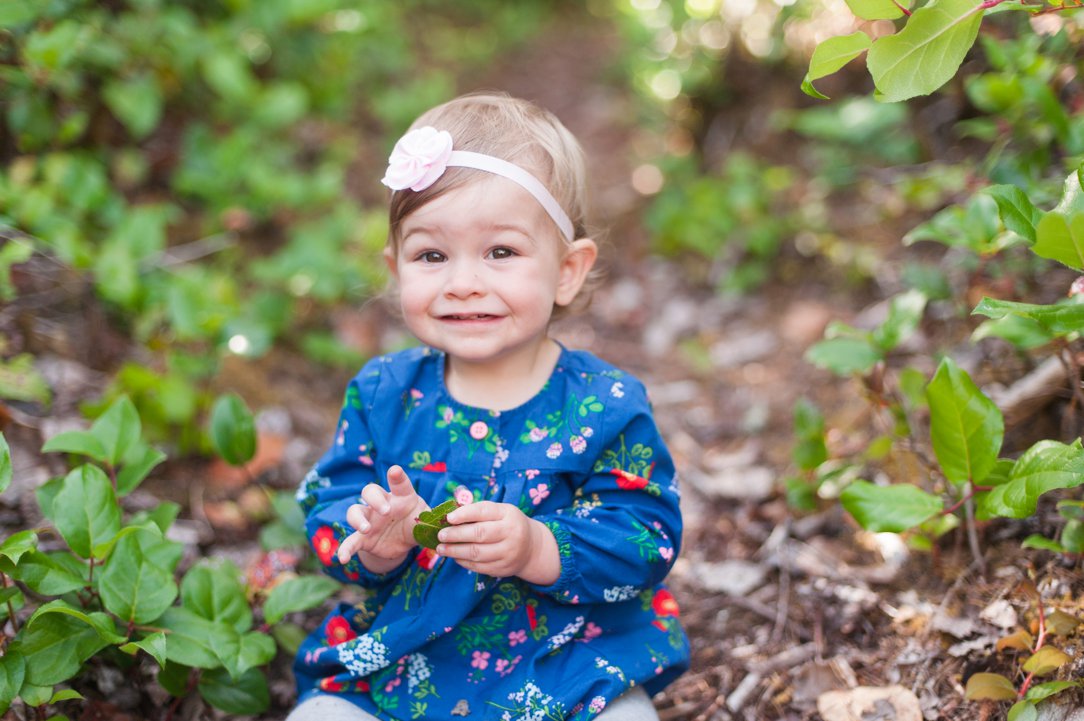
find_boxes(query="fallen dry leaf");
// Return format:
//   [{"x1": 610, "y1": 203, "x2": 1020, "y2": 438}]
[{"x1": 817, "y1": 685, "x2": 923, "y2": 721}]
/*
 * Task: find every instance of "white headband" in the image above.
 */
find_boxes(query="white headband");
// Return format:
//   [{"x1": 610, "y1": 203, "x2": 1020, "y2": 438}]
[{"x1": 381, "y1": 126, "x2": 574, "y2": 241}]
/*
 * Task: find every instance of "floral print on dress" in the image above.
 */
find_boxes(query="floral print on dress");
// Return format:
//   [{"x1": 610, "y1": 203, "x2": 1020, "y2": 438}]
[{"x1": 293, "y1": 347, "x2": 688, "y2": 719}]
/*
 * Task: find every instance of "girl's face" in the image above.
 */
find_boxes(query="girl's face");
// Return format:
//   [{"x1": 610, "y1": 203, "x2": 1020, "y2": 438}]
[{"x1": 386, "y1": 175, "x2": 595, "y2": 375}]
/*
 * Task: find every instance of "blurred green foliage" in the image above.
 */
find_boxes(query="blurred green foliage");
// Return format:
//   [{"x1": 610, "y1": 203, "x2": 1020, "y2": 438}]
[{"x1": 0, "y1": 0, "x2": 560, "y2": 447}]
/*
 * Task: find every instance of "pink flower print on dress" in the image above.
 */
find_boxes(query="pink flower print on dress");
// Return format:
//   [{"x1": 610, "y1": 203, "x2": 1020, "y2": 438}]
[
  {"x1": 411, "y1": 389, "x2": 423, "y2": 399},
  {"x1": 529, "y1": 427, "x2": 549, "y2": 442},
  {"x1": 660, "y1": 546, "x2": 674, "y2": 562},
  {"x1": 471, "y1": 650, "x2": 490, "y2": 669},
  {"x1": 525, "y1": 469, "x2": 540, "y2": 480},
  {"x1": 581, "y1": 426, "x2": 594, "y2": 438},
  {"x1": 443, "y1": 407, "x2": 455, "y2": 424},
  {"x1": 546, "y1": 442, "x2": 563, "y2": 459},
  {"x1": 528, "y1": 483, "x2": 550, "y2": 506},
  {"x1": 583, "y1": 622, "x2": 602, "y2": 641},
  {"x1": 358, "y1": 444, "x2": 374, "y2": 466},
  {"x1": 589, "y1": 697, "x2": 606, "y2": 713},
  {"x1": 454, "y1": 485, "x2": 474, "y2": 506},
  {"x1": 336, "y1": 420, "x2": 348, "y2": 446},
  {"x1": 570, "y1": 435, "x2": 587, "y2": 454},
  {"x1": 508, "y1": 629, "x2": 527, "y2": 646}
]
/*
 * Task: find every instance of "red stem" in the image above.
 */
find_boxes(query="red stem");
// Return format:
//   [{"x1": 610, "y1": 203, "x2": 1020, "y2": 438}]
[{"x1": 1018, "y1": 602, "x2": 1049, "y2": 698}]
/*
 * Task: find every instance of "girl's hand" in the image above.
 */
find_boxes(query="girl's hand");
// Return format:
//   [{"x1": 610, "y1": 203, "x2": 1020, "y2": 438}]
[
  {"x1": 436, "y1": 502, "x2": 561, "y2": 585},
  {"x1": 337, "y1": 465, "x2": 428, "y2": 572}
]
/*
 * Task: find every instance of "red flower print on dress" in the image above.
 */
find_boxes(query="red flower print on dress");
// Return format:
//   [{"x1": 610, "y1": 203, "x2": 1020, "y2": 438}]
[
  {"x1": 325, "y1": 616, "x2": 357, "y2": 646},
  {"x1": 416, "y1": 547, "x2": 441, "y2": 570},
  {"x1": 312, "y1": 526, "x2": 339, "y2": 566},
  {"x1": 319, "y1": 676, "x2": 345, "y2": 692},
  {"x1": 423, "y1": 461, "x2": 447, "y2": 472},
  {"x1": 652, "y1": 588, "x2": 680, "y2": 617},
  {"x1": 610, "y1": 468, "x2": 648, "y2": 491}
]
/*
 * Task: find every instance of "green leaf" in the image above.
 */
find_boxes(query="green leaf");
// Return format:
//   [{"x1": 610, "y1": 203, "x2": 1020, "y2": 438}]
[
  {"x1": 872, "y1": 289, "x2": 927, "y2": 352},
  {"x1": 1051, "y1": 170, "x2": 1084, "y2": 217},
  {"x1": 0, "y1": 0, "x2": 46, "y2": 26},
  {"x1": 120, "y1": 631, "x2": 167, "y2": 668},
  {"x1": 792, "y1": 398, "x2": 828, "y2": 471},
  {"x1": 271, "y1": 622, "x2": 307, "y2": 655},
  {"x1": 845, "y1": 0, "x2": 906, "y2": 19},
  {"x1": 209, "y1": 393, "x2": 256, "y2": 466},
  {"x1": 411, "y1": 498, "x2": 458, "y2": 550},
  {"x1": 1008, "y1": 700, "x2": 1038, "y2": 721},
  {"x1": 926, "y1": 357, "x2": 1003, "y2": 485},
  {"x1": 0, "y1": 354, "x2": 51, "y2": 406},
  {"x1": 102, "y1": 73, "x2": 163, "y2": 139},
  {"x1": 841, "y1": 479, "x2": 943, "y2": 532},
  {"x1": 983, "y1": 440, "x2": 1084, "y2": 518},
  {"x1": 964, "y1": 672, "x2": 1017, "y2": 701},
  {"x1": 115, "y1": 443, "x2": 167, "y2": 497},
  {"x1": 14, "y1": 611, "x2": 110, "y2": 686},
  {"x1": 0, "y1": 433, "x2": 10, "y2": 494},
  {"x1": 1022, "y1": 646, "x2": 1070, "y2": 676},
  {"x1": 29, "y1": 600, "x2": 126, "y2": 645},
  {"x1": 802, "y1": 32, "x2": 872, "y2": 99},
  {"x1": 53, "y1": 465, "x2": 121, "y2": 559},
  {"x1": 89, "y1": 396, "x2": 142, "y2": 468},
  {"x1": 984, "y1": 184, "x2": 1043, "y2": 243},
  {"x1": 867, "y1": 0, "x2": 984, "y2": 103},
  {"x1": 262, "y1": 575, "x2": 340, "y2": 625},
  {"x1": 971, "y1": 314, "x2": 1053, "y2": 351},
  {"x1": 41, "y1": 430, "x2": 108, "y2": 464},
  {"x1": 99, "y1": 529, "x2": 178, "y2": 624},
  {"x1": 11, "y1": 550, "x2": 84, "y2": 595},
  {"x1": 804, "y1": 337, "x2": 882, "y2": 376},
  {"x1": 158, "y1": 607, "x2": 225, "y2": 670},
  {"x1": 1023, "y1": 680, "x2": 1080, "y2": 703},
  {"x1": 0, "y1": 530, "x2": 35, "y2": 565},
  {"x1": 198, "y1": 666, "x2": 269, "y2": 715},
  {"x1": 1021, "y1": 534, "x2": 1065, "y2": 552},
  {"x1": 973, "y1": 297, "x2": 1084, "y2": 335},
  {"x1": 210, "y1": 627, "x2": 276, "y2": 681},
  {"x1": 0, "y1": 650, "x2": 25, "y2": 714},
  {"x1": 1034, "y1": 212, "x2": 1084, "y2": 271},
  {"x1": 181, "y1": 562, "x2": 252, "y2": 632}
]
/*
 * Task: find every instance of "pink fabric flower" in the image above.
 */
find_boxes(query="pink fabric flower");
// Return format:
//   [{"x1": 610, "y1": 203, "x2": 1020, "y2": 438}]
[
  {"x1": 471, "y1": 650, "x2": 490, "y2": 669},
  {"x1": 528, "y1": 483, "x2": 550, "y2": 506},
  {"x1": 381, "y1": 126, "x2": 454, "y2": 192},
  {"x1": 508, "y1": 629, "x2": 527, "y2": 646}
]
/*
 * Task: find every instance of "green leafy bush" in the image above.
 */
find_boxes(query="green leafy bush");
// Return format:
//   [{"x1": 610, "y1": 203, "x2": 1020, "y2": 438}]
[{"x1": 0, "y1": 396, "x2": 337, "y2": 717}]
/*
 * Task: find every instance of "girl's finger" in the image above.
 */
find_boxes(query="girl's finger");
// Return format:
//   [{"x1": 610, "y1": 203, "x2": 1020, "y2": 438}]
[
  {"x1": 447, "y1": 500, "x2": 502, "y2": 525},
  {"x1": 345, "y1": 503, "x2": 372, "y2": 532},
  {"x1": 337, "y1": 531, "x2": 363, "y2": 564},
  {"x1": 386, "y1": 465, "x2": 417, "y2": 498},
  {"x1": 360, "y1": 484, "x2": 392, "y2": 515}
]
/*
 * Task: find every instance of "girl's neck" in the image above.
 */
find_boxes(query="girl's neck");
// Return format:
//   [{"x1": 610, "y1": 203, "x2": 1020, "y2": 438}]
[{"x1": 444, "y1": 338, "x2": 562, "y2": 411}]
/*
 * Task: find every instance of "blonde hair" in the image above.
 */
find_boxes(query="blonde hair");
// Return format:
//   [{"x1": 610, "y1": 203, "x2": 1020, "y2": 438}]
[{"x1": 385, "y1": 92, "x2": 598, "y2": 314}]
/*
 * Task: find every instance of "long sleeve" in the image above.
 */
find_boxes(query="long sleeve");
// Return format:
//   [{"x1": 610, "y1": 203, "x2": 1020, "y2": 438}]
[
  {"x1": 529, "y1": 376, "x2": 681, "y2": 605},
  {"x1": 296, "y1": 359, "x2": 410, "y2": 586}
]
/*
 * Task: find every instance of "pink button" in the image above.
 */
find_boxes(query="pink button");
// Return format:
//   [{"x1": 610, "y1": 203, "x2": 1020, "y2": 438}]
[{"x1": 469, "y1": 421, "x2": 489, "y2": 440}]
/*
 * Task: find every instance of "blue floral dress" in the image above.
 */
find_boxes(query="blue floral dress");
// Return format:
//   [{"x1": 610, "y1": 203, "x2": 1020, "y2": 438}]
[{"x1": 294, "y1": 346, "x2": 689, "y2": 720}]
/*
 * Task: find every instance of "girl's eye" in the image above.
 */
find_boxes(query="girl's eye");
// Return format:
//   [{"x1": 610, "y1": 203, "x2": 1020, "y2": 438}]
[
  {"x1": 488, "y1": 247, "x2": 516, "y2": 260},
  {"x1": 418, "y1": 251, "x2": 446, "y2": 263}
]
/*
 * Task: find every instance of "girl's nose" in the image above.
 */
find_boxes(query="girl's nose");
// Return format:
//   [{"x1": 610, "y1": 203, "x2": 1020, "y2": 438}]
[{"x1": 443, "y1": 259, "x2": 485, "y2": 298}]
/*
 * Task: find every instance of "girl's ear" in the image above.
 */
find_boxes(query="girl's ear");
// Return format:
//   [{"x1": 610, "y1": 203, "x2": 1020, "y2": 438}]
[
  {"x1": 383, "y1": 246, "x2": 399, "y2": 279},
  {"x1": 555, "y1": 238, "x2": 598, "y2": 307}
]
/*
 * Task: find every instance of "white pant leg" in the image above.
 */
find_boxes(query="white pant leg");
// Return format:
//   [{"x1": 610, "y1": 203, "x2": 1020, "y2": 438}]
[
  {"x1": 595, "y1": 686, "x2": 660, "y2": 721},
  {"x1": 285, "y1": 694, "x2": 380, "y2": 721}
]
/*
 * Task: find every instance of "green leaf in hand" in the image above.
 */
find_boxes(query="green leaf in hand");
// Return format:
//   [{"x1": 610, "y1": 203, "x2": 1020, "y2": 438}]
[{"x1": 412, "y1": 499, "x2": 459, "y2": 550}]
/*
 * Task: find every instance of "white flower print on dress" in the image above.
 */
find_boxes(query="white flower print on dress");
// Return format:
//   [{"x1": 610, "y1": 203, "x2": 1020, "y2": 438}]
[
  {"x1": 610, "y1": 382, "x2": 624, "y2": 398},
  {"x1": 529, "y1": 426, "x2": 549, "y2": 442},
  {"x1": 603, "y1": 585, "x2": 638, "y2": 602},
  {"x1": 337, "y1": 633, "x2": 390, "y2": 677},
  {"x1": 570, "y1": 435, "x2": 587, "y2": 454},
  {"x1": 295, "y1": 467, "x2": 330, "y2": 503},
  {"x1": 407, "y1": 653, "x2": 432, "y2": 694},
  {"x1": 546, "y1": 442, "x2": 563, "y2": 459},
  {"x1": 546, "y1": 616, "x2": 585, "y2": 652}
]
